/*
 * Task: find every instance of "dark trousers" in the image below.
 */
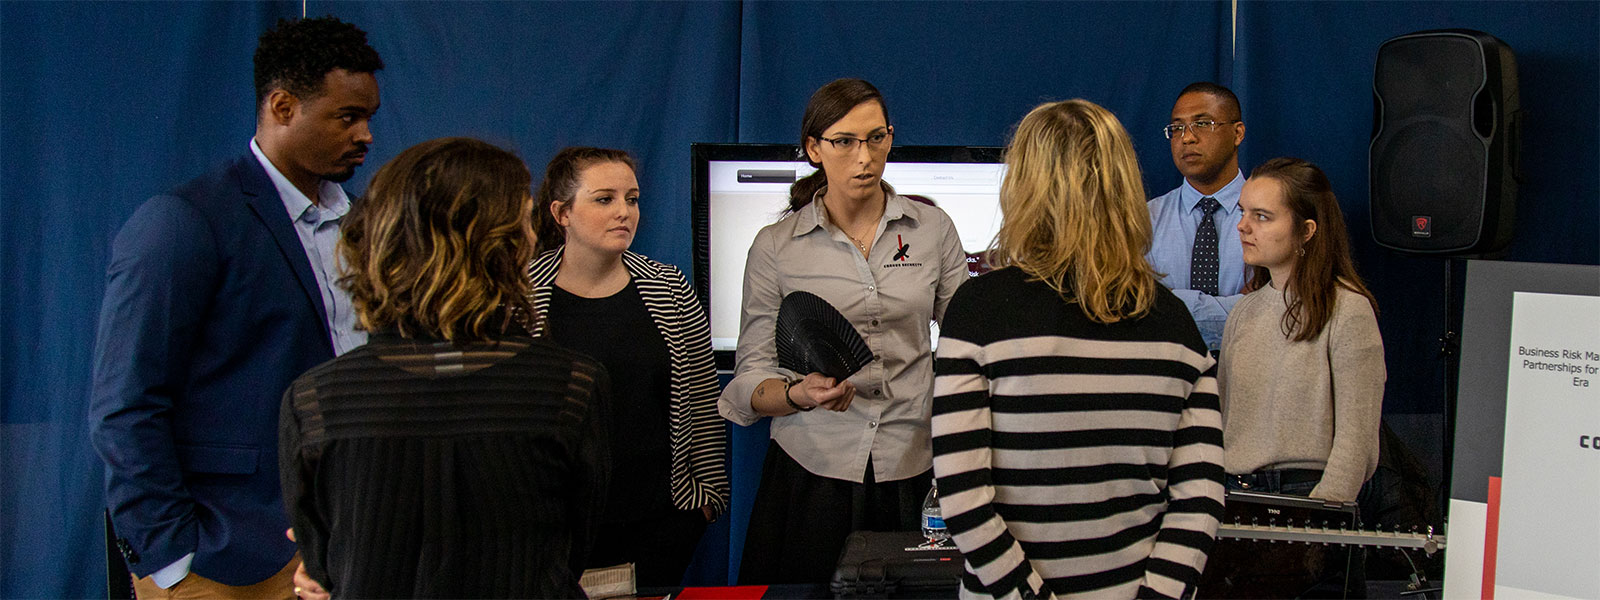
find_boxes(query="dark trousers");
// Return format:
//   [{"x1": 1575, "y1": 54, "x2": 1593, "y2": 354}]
[
  {"x1": 738, "y1": 443, "x2": 932, "y2": 585},
  {"x1": 587, "y1": 506, "x2": 708, "y2": 588}
]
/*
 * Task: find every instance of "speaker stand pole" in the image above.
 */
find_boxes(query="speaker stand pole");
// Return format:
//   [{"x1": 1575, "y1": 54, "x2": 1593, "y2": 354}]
[{"x1": 1438, "y1": 258, "x2": 1462, "y2": 513}]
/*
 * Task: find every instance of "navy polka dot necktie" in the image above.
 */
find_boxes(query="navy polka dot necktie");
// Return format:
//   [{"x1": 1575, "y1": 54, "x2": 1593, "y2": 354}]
[{"x1": 1190, "y1": 196, "x2": 1222, "y2": 297}]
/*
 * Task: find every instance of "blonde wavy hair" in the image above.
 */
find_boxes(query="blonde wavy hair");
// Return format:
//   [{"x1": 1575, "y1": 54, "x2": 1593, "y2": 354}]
[
  {"x1": 989, "y1": 99, "x2": 1159, "y2": 324},
  {"x1": 339, "y1": 137, "x2": 536, "y2": 341}
]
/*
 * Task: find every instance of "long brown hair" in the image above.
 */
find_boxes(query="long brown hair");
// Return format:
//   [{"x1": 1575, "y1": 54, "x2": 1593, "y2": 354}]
[
  {"x1": 532, "y1": 147, "x2": 638, "y2": 256},
  {"x1": 339, "y1": 137, "x2": 536, "y2": 341},
  {"x1": 1242, "y1": 157, "x2": 1378, "y2": 341},
  {"x1": 788, "y1": 78, "x2": 890, "y2": 212},
  {"x1": 989, "y1": 99, "x2": 1159, "y2": 324}
]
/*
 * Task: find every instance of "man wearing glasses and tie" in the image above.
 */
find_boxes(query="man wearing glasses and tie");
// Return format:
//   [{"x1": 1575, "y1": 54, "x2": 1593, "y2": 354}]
[{"x1": 1147, "y1": 81, "x2": 1249, "y2": 353}]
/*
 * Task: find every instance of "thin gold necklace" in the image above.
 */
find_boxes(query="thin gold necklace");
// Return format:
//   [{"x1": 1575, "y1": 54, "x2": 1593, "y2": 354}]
[
  {"x1": 826, "y1": 201, "x2": 875, "y2": 256},
  {"x1": 848, "y1": 232, "x2": 870, "y2": 254}
]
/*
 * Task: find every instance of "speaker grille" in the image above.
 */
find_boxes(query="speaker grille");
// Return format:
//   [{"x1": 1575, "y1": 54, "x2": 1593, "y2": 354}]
[
  {"x1": 1375, "y1": 37, "x2": 1484, "y2": 121},
  {"x1": 1372, "y1": 120, "x2": 1486, "y2": 250},
  {"x1": 1370, "y1": 31, "x2": 1509, "y2": 254}
]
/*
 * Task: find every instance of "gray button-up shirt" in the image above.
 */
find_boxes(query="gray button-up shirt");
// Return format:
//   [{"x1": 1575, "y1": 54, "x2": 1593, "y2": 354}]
[{"x1": 719, "y1": 188, "x2": 969, "y2": 482}]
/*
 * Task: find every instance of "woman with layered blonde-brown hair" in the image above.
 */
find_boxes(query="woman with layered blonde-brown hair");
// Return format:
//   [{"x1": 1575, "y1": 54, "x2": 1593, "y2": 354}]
[
  {"x1": 931, "y1": 100, "x2": 1225, "y2": 600},
  {"x1": 280, "y1": 137, "x2": 611, "y2": 598}
]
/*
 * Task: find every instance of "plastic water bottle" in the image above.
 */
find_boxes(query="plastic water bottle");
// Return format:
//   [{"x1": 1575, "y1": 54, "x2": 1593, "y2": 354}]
[{"x1": 921, "y1": 481, "x2": 951, "y2": 545}]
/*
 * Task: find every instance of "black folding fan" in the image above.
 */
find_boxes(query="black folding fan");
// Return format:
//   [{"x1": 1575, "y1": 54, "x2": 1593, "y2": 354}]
[{"x1": 776, "y1": 291, "x2": 874, "y2": 381}]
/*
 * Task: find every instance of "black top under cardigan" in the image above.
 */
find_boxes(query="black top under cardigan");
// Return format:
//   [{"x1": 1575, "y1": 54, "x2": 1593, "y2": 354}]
[
  {"x1": 548, "y1": 279, "x2": 674, "y2": 523},
  {"x1": 527, "y1": 247, "x2": 730, "y2": 516}
]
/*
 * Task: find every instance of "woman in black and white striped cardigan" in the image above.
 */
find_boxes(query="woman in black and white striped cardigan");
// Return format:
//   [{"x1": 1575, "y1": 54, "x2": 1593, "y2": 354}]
[{"x1": 526, "y1": 147, "x2": 728, "y2": 587}]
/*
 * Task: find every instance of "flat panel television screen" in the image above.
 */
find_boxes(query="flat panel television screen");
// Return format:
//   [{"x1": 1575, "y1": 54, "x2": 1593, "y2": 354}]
[{"x1": 691, "y1": 143, "x2": 1006, "y2": 368}]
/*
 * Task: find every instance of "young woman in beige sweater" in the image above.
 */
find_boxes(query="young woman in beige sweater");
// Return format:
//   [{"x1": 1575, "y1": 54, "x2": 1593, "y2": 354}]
[{"x1": 1218, "y1": 157, "x2": 1384, "y2": 503}]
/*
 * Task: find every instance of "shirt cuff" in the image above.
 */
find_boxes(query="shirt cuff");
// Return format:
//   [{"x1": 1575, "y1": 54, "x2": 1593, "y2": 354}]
[{"x1": 151, "y1": 552, "x2": 194, "y2": 589}]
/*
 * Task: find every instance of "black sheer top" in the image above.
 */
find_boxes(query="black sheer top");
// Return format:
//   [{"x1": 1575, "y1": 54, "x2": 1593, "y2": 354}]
[{"x1": 280, "y1": 333, "x2": 611, "y2": 598}]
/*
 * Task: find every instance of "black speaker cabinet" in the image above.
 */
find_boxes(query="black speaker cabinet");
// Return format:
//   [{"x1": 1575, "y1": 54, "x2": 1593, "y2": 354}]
[{"x1": 1370, "y1": 29, "x2": 1521, "y2": 255}]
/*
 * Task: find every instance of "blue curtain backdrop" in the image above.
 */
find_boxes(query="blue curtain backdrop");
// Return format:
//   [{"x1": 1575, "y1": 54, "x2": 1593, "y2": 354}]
[{"x1": 2, "y1": 1, "x2": 1595, "y2": 596}]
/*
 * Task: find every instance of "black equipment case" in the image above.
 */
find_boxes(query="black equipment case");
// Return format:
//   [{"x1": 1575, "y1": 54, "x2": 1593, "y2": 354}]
[
  {"x1": 1199, "y1": 490, "x2": 1363, "y2": 599},
  {"x1": 830, "y1": 531, "x2": 963, "y2": 599}
]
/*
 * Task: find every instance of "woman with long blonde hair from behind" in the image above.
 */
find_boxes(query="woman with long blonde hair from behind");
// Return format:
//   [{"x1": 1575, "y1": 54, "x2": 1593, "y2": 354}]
[{"x1": 931, "y1": 100, "x2": 1225, "y2": 600}]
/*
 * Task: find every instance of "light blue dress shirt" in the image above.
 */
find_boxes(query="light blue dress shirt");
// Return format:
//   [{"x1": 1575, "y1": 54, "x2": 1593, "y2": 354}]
[
  {"x1": 1146, "y1": 171, "x2": 1248, "y2": 351},
  {"x1": 251, "y1": 139, "x2": 366, "y2": 356}
]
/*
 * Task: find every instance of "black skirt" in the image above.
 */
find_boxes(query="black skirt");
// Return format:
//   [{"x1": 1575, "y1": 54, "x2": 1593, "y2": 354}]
[{"x1": 738, "y1": 442, "x2": 932, "y2": 585}]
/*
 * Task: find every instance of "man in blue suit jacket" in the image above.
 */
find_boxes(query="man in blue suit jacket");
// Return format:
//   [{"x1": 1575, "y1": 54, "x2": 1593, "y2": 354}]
[{"x1": 89, "y1": 17, "x2": 382, "y2": 598}]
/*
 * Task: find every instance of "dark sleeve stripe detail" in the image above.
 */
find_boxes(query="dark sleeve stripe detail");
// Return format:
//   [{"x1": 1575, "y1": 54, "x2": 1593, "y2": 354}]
[
  {"x1": 943, "y1": 463, "x2": 1174, "y2": 491},
  {"x1": 1151, "y1": 528, "x2": 1215, "y2": 553},
  {"x1": 991, "y1": 393, "x2": 1184, "y2": 414},
  {"x1": 1016, "y1": 518, "x2": 1160, "y2": 559},
  {"x1": 931, "y1": 429, "x2": 991, "y2": 455},
  {"x1": 944, "y1": 506, "x2": 997, "y2": 534},
  {"x1": 1165, "y1": 497, "x2": 1224, "y2": 517},
  {"x1": 991, "y1": 493, "x2": 1167, "y2": 522},
  {"x1": 1043, "y1": 561, "x2": 1148, "y2": 596},
  {"x1": 1181, "y1": 391, "x2": 1220, "y2": 411},
  {"x1": 961, "y1": 570, "x2": 989, "y2": 596},
  {"x1": 1171, "y1": 426, "x2": 1224, "y2": 448},
  {"x1": 992, "y1": 463, "x2": 1169, "y2": 486},
  {"x1": 988, "y1": 355, "x2": 1201, "y2": 381},
  {"x1": 935, "y1": 356, "x2": 983, "y2": 374},
  {"x1": 1166, "y1": 463, "x2": 1225, "y2": 485},
  {"x1": 1144, "y1": 557, "x2": 1202, "y2": 589},
  {"x1": 963, "y1": 529, "x2": 1021, "y2": 569},
  {"x1": 991, "y1": 428, "x2": 1177, "y2": 450},
  {"x1": 995, "y1": 561, "x2": 1041, "y2": 598},
  {"x1": 931, "y1": 390, "x2": 990, "y2": 415}
]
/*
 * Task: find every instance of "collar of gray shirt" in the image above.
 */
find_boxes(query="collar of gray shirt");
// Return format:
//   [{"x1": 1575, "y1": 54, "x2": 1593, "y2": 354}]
[{"x1": 795, "y1": 183, "x2": 918, "y2": 237}]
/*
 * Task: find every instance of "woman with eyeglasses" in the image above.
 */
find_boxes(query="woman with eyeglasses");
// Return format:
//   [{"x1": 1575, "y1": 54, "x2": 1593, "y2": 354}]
[
  {"x1": 1219, "y1": 157, "x2": 1384, "y2": 503},
  {"x1": 719, "y1": 78, "x2": 970, "y2": 584},
  {"x1": 525, "y1": 147, "x2": 729, "y2": 588},
  {"x1": 931, "y1": 100, "x2": 1224, "y2": 600},
  {"x1": 280, "y1": 138, "x2": 610, "y2": 598}
]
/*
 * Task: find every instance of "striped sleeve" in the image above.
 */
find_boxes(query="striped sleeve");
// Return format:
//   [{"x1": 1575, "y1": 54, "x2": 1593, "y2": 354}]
[
  {"x1": 933, "y1": 271, "x2": 1226, "y2": 600},
  {"x1": 1137, "y1": 359, "x2": 1225, "y2": 599},
  {"x1": 660, "y1": 262, "x2": 731, "y2": 514},
  {"x1": 933, "y1": 336, "x2": 1056, "y2": 600}
]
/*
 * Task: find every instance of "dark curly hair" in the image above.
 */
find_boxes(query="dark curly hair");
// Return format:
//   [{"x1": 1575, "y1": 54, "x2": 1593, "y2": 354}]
[{"x1": 253, "y1": 16, "x2": 384, "y2": 109}]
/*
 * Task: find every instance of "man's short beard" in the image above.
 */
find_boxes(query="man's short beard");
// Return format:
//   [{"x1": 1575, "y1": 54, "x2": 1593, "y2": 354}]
[{"x1": 323, "y1": 167, "x2": 357, "y2": 183}]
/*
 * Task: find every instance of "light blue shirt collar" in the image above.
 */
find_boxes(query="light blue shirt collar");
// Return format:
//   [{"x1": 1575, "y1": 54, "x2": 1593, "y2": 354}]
[
  {"x1": 249, "y1": 138, "x2": 352, "y2": 224},
  {"x1": 1180, "y1": 170, "x2": 1245, "y2": 215}
]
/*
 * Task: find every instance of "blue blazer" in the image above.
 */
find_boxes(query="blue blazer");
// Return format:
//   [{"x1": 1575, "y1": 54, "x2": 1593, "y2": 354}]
[{"x1": 89, "y1": 153, "x2": 336, "y2": 586}]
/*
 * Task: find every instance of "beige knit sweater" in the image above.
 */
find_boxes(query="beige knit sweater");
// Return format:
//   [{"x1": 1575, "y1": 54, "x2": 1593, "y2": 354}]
[{"x1": 1217, "y1": 283, "x2": 1385, "y2": 502}]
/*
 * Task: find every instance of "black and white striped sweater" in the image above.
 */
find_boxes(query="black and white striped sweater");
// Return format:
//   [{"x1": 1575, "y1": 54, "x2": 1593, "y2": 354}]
[
  {"x1": 931, "y1": 267, "x2": 1224, "y2": 600},
  {"x1": 528, "y1": 248, "x2": 729, "y2": 515}
]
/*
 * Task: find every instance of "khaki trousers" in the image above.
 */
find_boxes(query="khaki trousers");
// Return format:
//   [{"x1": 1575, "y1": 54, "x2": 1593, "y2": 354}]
[{"x1": 132, "y1": 555, "x2": 299, "y2": 600}]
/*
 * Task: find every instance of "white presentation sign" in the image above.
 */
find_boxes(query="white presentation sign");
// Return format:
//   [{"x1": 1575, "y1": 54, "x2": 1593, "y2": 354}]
[{"x1": 1492, "y1": 292, "x2": 1600, "y2": 598}]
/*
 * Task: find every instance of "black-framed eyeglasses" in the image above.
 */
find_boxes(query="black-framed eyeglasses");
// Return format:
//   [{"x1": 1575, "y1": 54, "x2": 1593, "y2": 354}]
[
  {"x1": 817, "y1": 128, "x2": 893, "y2": 151},
  {"x1": 1163, "y1": 120, "x2": 1239, "y2": 139}
]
